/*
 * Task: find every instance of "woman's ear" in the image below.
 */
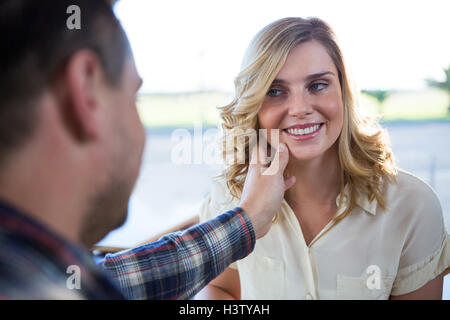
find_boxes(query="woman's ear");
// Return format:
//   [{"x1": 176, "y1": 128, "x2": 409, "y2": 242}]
[{"x1": 57, "y1": 49, "x2": 105, "y2": 142}]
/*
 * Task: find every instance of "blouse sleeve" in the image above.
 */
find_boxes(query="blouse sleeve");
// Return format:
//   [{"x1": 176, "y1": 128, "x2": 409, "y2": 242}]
[
  {"x1": 390, "y1": 183, "x2": 450, "y2": 296},
  {"x1": 198, "y1": 177, "x2": 240, "y2": 270}
]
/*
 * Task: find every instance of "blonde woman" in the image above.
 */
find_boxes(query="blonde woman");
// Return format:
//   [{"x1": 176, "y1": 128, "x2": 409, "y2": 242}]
[{"x1": 196, "y1": 17, "x2": 450, "y2": 300}]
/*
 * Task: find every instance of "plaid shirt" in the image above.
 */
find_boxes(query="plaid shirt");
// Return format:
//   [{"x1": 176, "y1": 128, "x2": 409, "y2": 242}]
[
  {"x1": 0, "y1": 200, "x2": 123, "y2": 299},
  {"x1": 101, "y1": 207, "x2": 255, "y2": 299},
  {"x1": 0, "y1": 200, "x2": 255, "y2": 299}
]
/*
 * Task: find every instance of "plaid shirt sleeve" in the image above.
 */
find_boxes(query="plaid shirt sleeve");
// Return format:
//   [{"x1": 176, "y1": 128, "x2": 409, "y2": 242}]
[{"x1": 101, "y1": 207, "x2": 255, "y2": 300}]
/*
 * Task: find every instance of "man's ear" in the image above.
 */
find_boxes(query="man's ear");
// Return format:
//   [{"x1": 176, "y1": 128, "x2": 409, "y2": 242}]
[{"x1": 60, "y1": 49, "x2": 106, "y2": 142}]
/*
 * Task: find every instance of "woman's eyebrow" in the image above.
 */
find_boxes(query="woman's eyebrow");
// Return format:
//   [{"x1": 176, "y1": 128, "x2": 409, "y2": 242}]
[
  {"x1": 271, "y1": 78, "x2": 289, "y2": 85},
  {"x1": 272, "y1": 71, "x2": 335, "y2": 85},
  {"x1": 304, "y1": 71, "x2": 335, "y2": 81}
]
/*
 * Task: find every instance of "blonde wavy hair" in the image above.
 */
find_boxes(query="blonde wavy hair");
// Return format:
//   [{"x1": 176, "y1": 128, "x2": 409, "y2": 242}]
[{"x1": 218, "y1": 17, "x2": 397, "y2": 222}]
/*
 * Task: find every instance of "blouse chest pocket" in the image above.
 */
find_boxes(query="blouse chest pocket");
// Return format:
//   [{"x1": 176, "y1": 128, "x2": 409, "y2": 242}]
[
  {"x1": 238, "y1": 253, "x2": 285, "y2": 300},
  {"x1": 336, "y1": 273, "x2": 393, "y2": 300}
]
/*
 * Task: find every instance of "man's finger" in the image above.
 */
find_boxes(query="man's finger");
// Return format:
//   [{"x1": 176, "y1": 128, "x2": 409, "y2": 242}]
[
  {"x1": 256, "y1": 132, "x2": 269, "y2": 167},
  {"x1": 249, "y1": 140, "x2": 271, "y2": 167},
  {"x1": 262, "y1": 143, "x2": 289, "y2": 176}
]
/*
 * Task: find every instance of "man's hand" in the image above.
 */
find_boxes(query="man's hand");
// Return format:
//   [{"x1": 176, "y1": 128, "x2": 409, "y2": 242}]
[{"x1": 239, "y1": 143, "x2": 295, "y2": 239}]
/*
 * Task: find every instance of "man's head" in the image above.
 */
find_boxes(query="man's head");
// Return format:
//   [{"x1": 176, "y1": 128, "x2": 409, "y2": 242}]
[{"x1": 0, "y1": 0, "x2": 146, "y2": 246}]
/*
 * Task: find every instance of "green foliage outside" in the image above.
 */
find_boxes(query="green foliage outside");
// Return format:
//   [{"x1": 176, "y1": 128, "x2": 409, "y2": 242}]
[
  {"x1": 137, "y1": 92, "x2": 232, "y2": 128},
  {"x1": 137, "y1": 89, "x2": 450, "y2": 128},
  {"x1": 425, "y1": 65, "x2": 450, "y2": 113},
  {"x1": 361, "y1": 89, "x2": 390, "y2": 114},
  {"x1": 360, "y1": 89, "x2": 449, "y2": 121},
  {"x1": 361, "y1": 90, "x2": 390, "y2": 104}
]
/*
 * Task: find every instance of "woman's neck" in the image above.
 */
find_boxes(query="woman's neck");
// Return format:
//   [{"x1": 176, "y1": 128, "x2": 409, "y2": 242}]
[{"x1": 284, "y1": 144, "x2": 341, "y2": 210}]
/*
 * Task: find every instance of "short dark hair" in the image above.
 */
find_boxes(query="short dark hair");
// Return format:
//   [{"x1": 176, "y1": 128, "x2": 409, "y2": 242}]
[{"x1": 0, "y1": 0, "x2": 130, "y2": 165}]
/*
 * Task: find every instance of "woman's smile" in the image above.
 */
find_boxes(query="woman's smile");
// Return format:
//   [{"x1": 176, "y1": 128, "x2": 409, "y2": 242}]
[{"x1": 282, "y1": 122, "x2": 325, "y2": 141}]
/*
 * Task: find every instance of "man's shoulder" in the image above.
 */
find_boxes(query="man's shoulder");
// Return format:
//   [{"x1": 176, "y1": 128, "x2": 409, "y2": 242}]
[
  {"x1": 0, "y1": 224, "x2": 123, "y2": 299},
  {"x1": 0, "y1": 230, "x2": 85, "y2": 299}
]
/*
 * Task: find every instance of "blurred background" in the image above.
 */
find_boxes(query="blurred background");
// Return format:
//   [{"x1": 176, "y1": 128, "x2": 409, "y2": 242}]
[{"x1": 96, "y1": 0, "x2": 450, "y2": 298}]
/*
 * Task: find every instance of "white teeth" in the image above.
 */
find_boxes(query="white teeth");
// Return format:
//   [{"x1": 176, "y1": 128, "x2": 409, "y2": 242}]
[{"x1": 287, "y1": 124, "x2": 320, "y2": 136}]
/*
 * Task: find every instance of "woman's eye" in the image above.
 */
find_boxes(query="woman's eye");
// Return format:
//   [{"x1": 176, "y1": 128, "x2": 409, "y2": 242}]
[
  {"x1": 267, "y1": 88, "x2": 283, "y2": 97},
  {"x1": 310, "y1": 82, "x2": 327, "y2": 91}
]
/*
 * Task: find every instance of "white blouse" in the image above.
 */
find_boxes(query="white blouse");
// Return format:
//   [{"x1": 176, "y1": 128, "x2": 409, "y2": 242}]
[{"x1": 198, "y1": 169, "x2": 450, "y2": 299}]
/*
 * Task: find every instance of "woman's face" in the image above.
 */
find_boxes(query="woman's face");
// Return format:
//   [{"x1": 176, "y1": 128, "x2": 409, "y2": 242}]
[{"x1": 258, "y1": 40, "x2": 344, "y2": 162}]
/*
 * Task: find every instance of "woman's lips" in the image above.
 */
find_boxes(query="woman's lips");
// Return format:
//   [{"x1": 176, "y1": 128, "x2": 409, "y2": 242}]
[{"x1": 282, "y1": 123, "x2": 324, "y2": 141}]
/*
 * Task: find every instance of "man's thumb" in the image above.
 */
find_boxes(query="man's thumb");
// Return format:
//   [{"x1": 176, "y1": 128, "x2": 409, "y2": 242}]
[{"x1": 277, "y1": 143, "x2": 290, "y2": 171}]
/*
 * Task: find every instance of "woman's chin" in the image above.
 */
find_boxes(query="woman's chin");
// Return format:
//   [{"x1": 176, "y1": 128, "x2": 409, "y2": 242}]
[
  {"x1": 290, "y1": 154, "x2": 318, "y2": 162},
  {"x1": 286, "y1": 141, "x2": 338, "y2": 164},
  {"x1": 287, "y1": 147, "x2": 323, "y2": 162}
]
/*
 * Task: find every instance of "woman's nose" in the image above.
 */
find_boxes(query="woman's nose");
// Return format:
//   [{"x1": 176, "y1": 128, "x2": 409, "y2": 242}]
[{"x1": 287, "y1": 93, "x2": 313, "y2": 118}]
